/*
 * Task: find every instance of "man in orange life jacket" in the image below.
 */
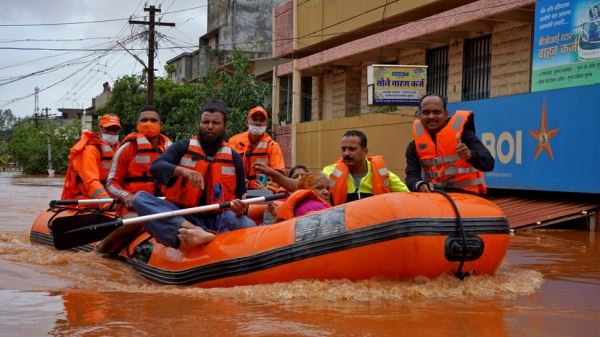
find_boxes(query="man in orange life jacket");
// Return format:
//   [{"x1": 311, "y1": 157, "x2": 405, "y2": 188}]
[
  {"x1": 106, "y1": 106, "x2": 172, "y2": 210},
  {"x1": 97, "y1": 107, "x2": 172, "y2": 254},
  {"x1": 132, "y1": 99, "x2": 255, "y2": 249},
  {"x1": 228, "y1": 106, "x2": 285, "y2": 189},
  {"x1": 61, "y1": 114, "x2": 122, "y2": 201},
  {"x1": 405, "y1": 94, "x2": 494, "y2": 194},
  {"x1": 322, "y1": 130, "x2": 408, "y2": 206}
]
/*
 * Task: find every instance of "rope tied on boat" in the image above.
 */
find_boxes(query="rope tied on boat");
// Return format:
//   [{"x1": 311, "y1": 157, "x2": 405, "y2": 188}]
[{"x1": 434, "y1": 190, "x2": 474, "y2": 280}]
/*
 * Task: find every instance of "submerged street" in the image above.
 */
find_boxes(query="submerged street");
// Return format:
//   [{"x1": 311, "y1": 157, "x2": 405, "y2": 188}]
[{"x1": 0, "y1": 172, "x2": 598, "y2": 336}]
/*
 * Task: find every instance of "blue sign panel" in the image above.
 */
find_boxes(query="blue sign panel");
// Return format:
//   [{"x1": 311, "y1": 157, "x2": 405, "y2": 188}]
[{"x1": 448, "y1": 84, "x2": 600, "y2": 194}]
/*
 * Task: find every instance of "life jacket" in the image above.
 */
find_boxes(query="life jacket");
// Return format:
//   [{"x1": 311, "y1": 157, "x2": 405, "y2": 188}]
[
  {"x1": 413, "y1": 110, "x2": 487, "y2": 194},
  {"x1": 61, "y1": 131, "x2": 115, "y2": 200},
  {"x1": 275, "y1": 189, "x2": 325, "y2": 222},
  {"x1": 328, "y1": 156, "x2": 391, "y2": 206},
  {"x1": 229, "y1": 131, "x2": 276, "y2": 189},
  {"x1": 165, "y1": 137, "x2": 237, "y2": 208},
  {"x1": 120, "y1": 133, "x2": 171, "y2": 196}
]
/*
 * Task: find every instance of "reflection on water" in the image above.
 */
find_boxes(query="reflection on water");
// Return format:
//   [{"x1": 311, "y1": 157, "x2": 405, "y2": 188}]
[
  {"x1": 0, "y1": 290, "x2": 63, "y2": 337},
  {"x1": 0, "y1": 174, "x2": 599, "y2": 336}
]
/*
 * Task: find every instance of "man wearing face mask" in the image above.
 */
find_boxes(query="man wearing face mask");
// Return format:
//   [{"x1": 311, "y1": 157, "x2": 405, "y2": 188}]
[
  {"x1": 228, "y1": 106, "x2": 285, "y2": 189},
  {"x1": 106, "y1": 106, "x2": 172, "y2": 210},
  {"x1": 61, "y1": 114, "x2": 122, "y2": 201},
  {"x1": 98, "y1": 107, "x2": 172, "y2": 254},
  {"x1": 132, "y1": 99, "x2": 255, "y2": 249}
]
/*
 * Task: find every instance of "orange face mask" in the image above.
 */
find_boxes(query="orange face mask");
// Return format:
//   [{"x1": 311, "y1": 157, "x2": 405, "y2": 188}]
[{"x1": 137, "y1": 121, "x2": 161, "y2": 138}]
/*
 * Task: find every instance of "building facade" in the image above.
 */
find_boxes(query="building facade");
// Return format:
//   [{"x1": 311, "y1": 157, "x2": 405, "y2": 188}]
[{"x1": 271, "y1": 0, "x2": 600, "y2": 229}]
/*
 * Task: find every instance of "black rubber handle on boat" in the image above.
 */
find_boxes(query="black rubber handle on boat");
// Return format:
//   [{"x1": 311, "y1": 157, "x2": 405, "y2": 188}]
[{"x1": 50, "y1": 200, "x2": 79, "y2": 206}]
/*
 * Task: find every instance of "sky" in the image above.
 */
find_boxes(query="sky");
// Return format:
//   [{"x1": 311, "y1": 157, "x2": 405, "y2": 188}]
[{"x1": 0, "y1": 0, "x2": 207, "y2": 118}]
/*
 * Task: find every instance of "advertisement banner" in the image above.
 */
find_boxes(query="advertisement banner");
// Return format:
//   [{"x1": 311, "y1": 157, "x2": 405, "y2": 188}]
[
  {"x1": 367, "y1": 65, "x2": 427, "y2": 105},
  {"x1": 532, "y1": 0, "x2": 600, "y2": 91},
  {"x1": 448, "y1": 84, "x2": 600, "y2": 194}
]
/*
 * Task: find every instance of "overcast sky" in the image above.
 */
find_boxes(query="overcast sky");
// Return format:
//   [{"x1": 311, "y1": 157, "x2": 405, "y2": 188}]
[{"x1": 0, "y1": 0, "x2": 207, "y2": 118}]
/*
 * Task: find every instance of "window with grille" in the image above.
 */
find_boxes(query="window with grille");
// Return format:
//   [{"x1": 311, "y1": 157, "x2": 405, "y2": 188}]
[
  {"x1": 426, "y1": 46, "x2": 448, "y2": 98},
  {"x1": 462, "y1": 35, "x2": 491, "y2": 101}
]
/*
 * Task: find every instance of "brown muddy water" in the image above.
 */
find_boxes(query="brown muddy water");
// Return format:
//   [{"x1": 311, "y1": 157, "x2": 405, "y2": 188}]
[{"x1": 0, "y1": 172, "x2": 598, "y2": 337}]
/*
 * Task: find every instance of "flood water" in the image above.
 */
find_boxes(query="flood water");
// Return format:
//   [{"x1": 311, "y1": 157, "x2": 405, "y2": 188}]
[{"x1": 0, "y1": 172, "x2": 598, "y2": 337}]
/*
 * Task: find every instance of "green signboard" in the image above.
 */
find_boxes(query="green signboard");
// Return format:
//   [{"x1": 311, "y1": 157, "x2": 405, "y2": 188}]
[{"x1": 532, "y1": 0, "x2": 600, "y2": 91}]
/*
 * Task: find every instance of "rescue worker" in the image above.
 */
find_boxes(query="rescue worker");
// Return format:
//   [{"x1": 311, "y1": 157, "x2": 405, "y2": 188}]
[
  {"x1": 322, "y1": 130, "x2": 408, "y2": 205},
  {"x1": 405, "y1": 94, "x2": 494, "y2": 194},
  {"x1": 106, "y1": 106, "x2": 172, "y2": 209},
  {"x1": 97, "y1": 106, "x2": 171, "y2": 253},
  {"x1": 133, "y1": 99, "x2": 255, "y2": 249},
  {"x1": 228, "y1": 106, "x2": 285, "y2": 190},
  {"x1": 61, "y1": 114, "x2": 121, "y2": 201}
]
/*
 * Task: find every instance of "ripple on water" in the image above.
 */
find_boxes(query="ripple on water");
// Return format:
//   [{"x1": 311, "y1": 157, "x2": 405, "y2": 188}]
[{"x1": 1, "y1": 232, "x2": 544, "y2": 304}]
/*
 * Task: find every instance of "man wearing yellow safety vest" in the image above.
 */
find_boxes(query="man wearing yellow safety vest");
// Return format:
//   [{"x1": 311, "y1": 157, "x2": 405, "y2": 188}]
[
  {"x1": 405, "y1": 94, "x2": 494, "y2": 194},
  {"x1": 322, "y1": 130, "x2": 408, "y2": 206}
]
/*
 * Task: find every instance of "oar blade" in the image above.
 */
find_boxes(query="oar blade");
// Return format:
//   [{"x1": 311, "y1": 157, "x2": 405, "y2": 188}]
[{"x1": 51, "y1": 213, "x2": 117, "y2": 250}]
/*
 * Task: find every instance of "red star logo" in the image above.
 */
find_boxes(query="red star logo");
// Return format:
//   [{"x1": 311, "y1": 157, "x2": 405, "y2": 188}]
[{"x1": 529, "y1": 100, "x2": 559, "y2": 160}]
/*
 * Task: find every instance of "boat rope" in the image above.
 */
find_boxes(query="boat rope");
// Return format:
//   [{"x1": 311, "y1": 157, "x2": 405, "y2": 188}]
[{"x1": 433, "y1": 190, "x2": 469, "y2": 280}]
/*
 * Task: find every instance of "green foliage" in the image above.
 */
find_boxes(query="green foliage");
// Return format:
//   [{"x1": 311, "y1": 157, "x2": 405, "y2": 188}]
[
  {"x1": 8, "y1": 118, "x2": 80, "y2": 174},
  {"x1": 0, "y1": 141, "x2": 10, "y2": 170},
  {"x1": 170, "y1": 49, "x2": 271, "y2": 139},
  {"x1": 0, "y1": 109, "x2": 17, "y2": 141},
  {"x1": 164, "y1": 64, "x2": 176, "y2": 76},
  {"x1": 97, "y1": 75, "x2": 146, "y2": 134},
  {"x1": 99, "y1": 48, "x2": 271, "y2": 141}
]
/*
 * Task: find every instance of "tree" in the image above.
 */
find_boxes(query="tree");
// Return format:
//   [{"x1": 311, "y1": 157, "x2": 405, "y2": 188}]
[
  {"x1": 169, "y1": 48, "x2": 271, "y2": 139},
  {"x1": 8, "y1": 118, "x2": 80, "y2": 174},
  {"x1": 97, "y1": 75, "x2": 194, "y2": 138},
  {"x1": 0, "y1": 109, "x2": 17, "y2": 141},
  {"x1": 100, "y1": 48, "x2": 271, "y2": 141}
]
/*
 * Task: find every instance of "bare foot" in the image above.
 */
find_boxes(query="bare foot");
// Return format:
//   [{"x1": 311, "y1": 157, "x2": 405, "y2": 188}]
[{"x1": 178, "y1": 221, "x2": 215, "y2": 248}]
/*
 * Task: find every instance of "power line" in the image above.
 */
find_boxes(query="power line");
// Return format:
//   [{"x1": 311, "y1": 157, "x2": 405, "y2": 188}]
[
  {"x1": 0, "y1": 5, "x2": 206, "y2": 27},
  {"x1": 0, "y1": 36, "x2": 123, "y2": 43}
]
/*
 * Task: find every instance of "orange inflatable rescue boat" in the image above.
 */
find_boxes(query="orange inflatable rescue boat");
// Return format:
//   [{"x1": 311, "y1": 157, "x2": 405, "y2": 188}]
[{"x1": 30, "y1": 192, "x2": 510, "y2": 288}]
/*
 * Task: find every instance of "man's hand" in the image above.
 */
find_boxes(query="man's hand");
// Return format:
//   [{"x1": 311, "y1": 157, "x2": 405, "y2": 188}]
[
  {"x1": 417, "y1": 182, "x2": 432, "y2": 193},
  {"x1": 456, "y1": 143, "x2": 472, "y2": 160},
  {"x1": 180, "y1": 167, "x2": 204, "y2": 188},
  {"x1": 229, "y1": 199, "x2": 249, "y2": 217},
  {"x1": 253, "y1": 162, "x2": 277, "y2": 176},
  {"x1": 122, "y1": 194, "x2": 134, "y2": 208}
]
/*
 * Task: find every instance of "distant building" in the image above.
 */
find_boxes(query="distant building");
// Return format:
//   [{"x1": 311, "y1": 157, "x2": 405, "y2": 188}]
[{"x1": 166, "y1": 0, "x2": 287, "y2": 83}]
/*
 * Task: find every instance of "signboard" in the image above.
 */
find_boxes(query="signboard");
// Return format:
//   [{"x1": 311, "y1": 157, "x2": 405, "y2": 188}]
[
  {"x1": 448, "y1": 83, "x2": 600, "y2": 194},
  {"x1": 367, "y1": 65, "x2": 427, "y2": 105},
  {"x1": 532, "y1": 0, "x2": 600, "y2": 91}
]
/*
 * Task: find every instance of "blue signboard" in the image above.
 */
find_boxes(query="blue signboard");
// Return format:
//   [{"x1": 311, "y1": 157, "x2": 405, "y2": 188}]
[{"x1": 448, "y1": 84, "x2": 600, "y2": 194}]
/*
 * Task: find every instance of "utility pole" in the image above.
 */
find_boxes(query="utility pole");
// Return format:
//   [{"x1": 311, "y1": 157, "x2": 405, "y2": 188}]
[
  {"x1": 42, "y1": 107, "x2": 54, "y2": 177},
  {"x1": 129, "y1": 5, "x2": 175, "y2": 105}
]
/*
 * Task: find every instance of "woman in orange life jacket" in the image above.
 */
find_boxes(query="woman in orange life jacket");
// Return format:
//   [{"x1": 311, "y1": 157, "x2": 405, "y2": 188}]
[
  {"x1": 97, "y1": 106, "x2": 172, "y2": 254},
  {"x1": 253, "y1": 163, "x2": 331, "y2": 223},
  {"x1": 61, "y1": 114, "x2": 121, "y2": 203}
]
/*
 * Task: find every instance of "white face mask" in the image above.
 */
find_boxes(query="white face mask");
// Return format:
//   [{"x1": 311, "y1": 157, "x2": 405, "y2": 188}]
[
  {"x1": 101, "y1": 133, "x2": 119, "y2": 145},
  {"x1": 248, "y1": 125, "x2": 266, "y2": 136}
]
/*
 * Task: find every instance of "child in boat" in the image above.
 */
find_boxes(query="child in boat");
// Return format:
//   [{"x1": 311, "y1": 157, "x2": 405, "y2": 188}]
[{"x1": 254, "y1": 163, "x2": 331, "y2": 222}]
